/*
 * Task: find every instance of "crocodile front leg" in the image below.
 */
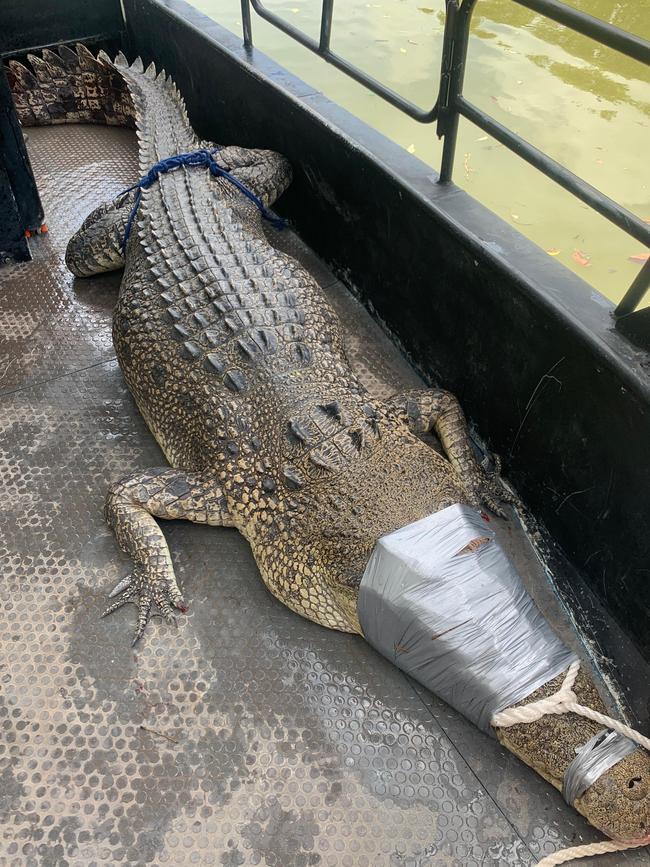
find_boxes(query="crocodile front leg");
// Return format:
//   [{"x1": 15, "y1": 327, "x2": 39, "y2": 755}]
[
  {"x1": 386, "y1": 388, "x2": 518, "y2": 516},
  {"x1": 103, "y1": 467, "x2": 234, "y2": 644}
]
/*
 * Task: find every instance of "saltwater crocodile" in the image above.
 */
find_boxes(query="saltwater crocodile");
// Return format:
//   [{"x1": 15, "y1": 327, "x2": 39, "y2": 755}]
[{"x1": 8, "y1": 46, "x2": 649, "y2": 847}]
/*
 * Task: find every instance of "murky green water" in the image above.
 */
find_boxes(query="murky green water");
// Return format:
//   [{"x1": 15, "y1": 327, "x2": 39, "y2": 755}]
[{"x1": 192, "y1": 0, "x2": 649, "y2": 306}]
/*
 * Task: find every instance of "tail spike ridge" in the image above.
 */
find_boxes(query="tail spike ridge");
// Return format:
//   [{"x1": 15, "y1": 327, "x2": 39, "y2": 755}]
[
  {"x1": 131, "y1": 57, "x2": 144, "y2": 73},
  {"x1": 76, "y1": 42, "x2": 100, "y2": 69},
  {"x1": 57, "y1": 44, "x2": 80, "y2": 69},
  {"x1": 114, "y1": 51, "x2": 130, "y2": 68},
  {"x1": 7, "y1": 59, "x2": 37, "y2": 90},
  {"x1": 27, "y1": 54, "x2": 53, "y2": 83},
  {"x1": 144, "y1": 61, "x2": 157, "y2": 79},
  {"x1": 6, "y1": 44, "x2": 136, "y2": 129},
  {"x1": 41, "y1": 48, "x2": 66, "y2": 69}
]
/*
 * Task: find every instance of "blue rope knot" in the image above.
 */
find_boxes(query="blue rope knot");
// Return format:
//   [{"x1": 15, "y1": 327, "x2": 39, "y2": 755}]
[{"x1": 120, "y1": 147, "x2": 286, "y2": 253}]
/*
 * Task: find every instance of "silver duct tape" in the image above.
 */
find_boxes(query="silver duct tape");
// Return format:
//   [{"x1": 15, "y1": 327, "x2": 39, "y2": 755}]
[
  {"x1": 358, "y1": 504, "x2": 577, "y2": 734},
  {"x1": 563, "y1": 730, "x2": 638, "y2": 806}
]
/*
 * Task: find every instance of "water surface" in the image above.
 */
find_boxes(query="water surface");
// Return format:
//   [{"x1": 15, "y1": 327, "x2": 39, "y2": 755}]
[{"x1": 192, "y1": 0, "x2": 650, "y2": 306}]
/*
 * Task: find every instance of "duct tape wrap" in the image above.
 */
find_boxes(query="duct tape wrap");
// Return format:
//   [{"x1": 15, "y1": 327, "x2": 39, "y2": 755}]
[
  {"x1": 563, "y1": 730, "x2": 638, "y2": 806},
  {"x1": 358, "y1": 504, "x2": 578, "y2": 734}
]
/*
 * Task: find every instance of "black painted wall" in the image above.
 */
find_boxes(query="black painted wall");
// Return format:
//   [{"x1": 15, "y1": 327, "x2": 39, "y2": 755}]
[
  {"x1": 0, "y1": 0, "x2": 123, "y2": 57},
  {"x1": 123, "y1": 0, "x2": 650, "y2": 674}
]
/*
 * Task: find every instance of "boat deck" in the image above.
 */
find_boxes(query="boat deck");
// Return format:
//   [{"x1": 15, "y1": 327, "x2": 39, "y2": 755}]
[{"x1": 0, "y1": 124, "x2": 647, "y2": 866}]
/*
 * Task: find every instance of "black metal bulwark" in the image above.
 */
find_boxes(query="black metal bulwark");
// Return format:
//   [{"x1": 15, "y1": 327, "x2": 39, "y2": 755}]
[{"x1": 241, "y1": 0, "x2": 650, "y2": 319}]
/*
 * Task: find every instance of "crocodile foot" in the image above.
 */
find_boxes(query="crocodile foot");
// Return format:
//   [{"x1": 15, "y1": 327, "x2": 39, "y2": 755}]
[
  {"x1": 102, "y1": 567, "x2": 187, "y2": 646},
  {"x1": 466, "y1": 453, "x2": 520, "y2": 519}
]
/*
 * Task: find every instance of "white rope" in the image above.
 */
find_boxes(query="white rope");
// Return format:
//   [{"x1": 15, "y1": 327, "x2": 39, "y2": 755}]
[
  {"x1": 491, "y1": 661, "x2": 650, "y2": 866},
  {"x1": 535, "y1": 839, "x2": 648, "y2": 867},
  {"x1": 492, "y1": 661, "x2": 650, "y2": 751}
]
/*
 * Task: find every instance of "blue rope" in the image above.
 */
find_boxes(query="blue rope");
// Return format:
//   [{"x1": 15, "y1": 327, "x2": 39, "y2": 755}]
[{"x1": 120, "y1": 147, "x2": 286, "y2": 253}]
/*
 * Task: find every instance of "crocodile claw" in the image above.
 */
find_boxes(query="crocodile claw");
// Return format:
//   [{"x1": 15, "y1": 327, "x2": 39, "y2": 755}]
[
  {"x1": 467, "y1": 452, "x2": 520, "y2": 519},
  {"x1": 102, "y1": 568, "x2": 186, "y2": 645}
]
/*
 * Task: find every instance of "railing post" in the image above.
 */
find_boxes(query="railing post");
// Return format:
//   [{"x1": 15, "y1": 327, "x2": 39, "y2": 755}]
[
  {"x1": 614, "y1": 258, "x2": 650, "y2": 318},
  {"x1": 438, "y1": 0, "x2": 476, "y2": 184},
  {"x1": 241, "y1": 0, "x2": 253, "y2": 48},
  {"x1": 319, "y1": 0, "x2": 334, "y2": 53}
]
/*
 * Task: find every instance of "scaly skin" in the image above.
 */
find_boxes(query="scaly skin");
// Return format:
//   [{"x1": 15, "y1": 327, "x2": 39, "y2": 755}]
[{"x1": 8, "y1": 46, "x2": 649, "y2": 846}]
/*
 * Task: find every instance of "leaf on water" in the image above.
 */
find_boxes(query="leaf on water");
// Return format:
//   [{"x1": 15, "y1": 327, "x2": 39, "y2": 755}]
[
  {"x1": 400, "y1": 47, "x2": 407, "y2": 53},
  {"x1": 572, "y1": 249, "x2": 591, "y2": 267},
  {"x1": 511, "y1": 213, "x2": 519, "y2": 221},
  {"x1": 289, "y1": 6, "x2": 299, "y2": 11},
  {"x1": 407, "y1": 143, "x2": 416, "y2": 154},
  {"x1": 408, "y1": 39, "x2": 419, "y2": 45},
  {"x1": 595, "y1": 159, "x2": 604, "y2": 165},
  {"x1": 643, "y1": 217, "x2": 650, "y2": 224},
  {"x1": 476, "y1": 135, "x2": 488, "y2": 141},
  {"x1": 628, "y1": 253, "x2": 649, "y2": 264},
  {"x1": 546, "y1": 248, "x2": 561, "y2": 256},
  {"x1": 418, "y1": 6, "x2": 435, "y2": 12}
]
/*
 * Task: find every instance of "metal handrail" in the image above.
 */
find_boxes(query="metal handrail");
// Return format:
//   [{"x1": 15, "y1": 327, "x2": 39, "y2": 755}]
[
  {"x1": 240, "y1": 0, "x2": 438, "y2": 122},
  {"x1": 240, "y1": 0, "x2": 650, "y2": 317}
]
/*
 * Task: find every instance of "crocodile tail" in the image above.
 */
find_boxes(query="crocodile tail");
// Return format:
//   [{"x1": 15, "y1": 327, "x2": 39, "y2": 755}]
[
  {"x1": 111, "y1": 51, "x2": 200, "y2": 170},
  {"x1": 6, "y1": 43, "x2": 135, "y2": 128}
]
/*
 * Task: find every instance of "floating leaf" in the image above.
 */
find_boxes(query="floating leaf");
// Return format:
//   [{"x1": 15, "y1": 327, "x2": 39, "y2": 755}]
[
  {"x1": 628, "y1": 253, "x2": 649, "y2": 264},
  {"x1": 408, "y1": 39, "x2": 418, "y2": 45},
  {"x1": 572, "y1": 249, "x2": 591, "y2": 267},
  {"x1": 595, "y1": 158, "x2": 604, "y2": 165},
  {"x1": 546, "y1": 248, "x2": 561, "y2": 256},
  {"x1": 476, "y1": 135, "x2": 488, "y2": 141},
  {"x1": 511, "y1": 213, "x2": 520, "y2": 221},
  {"x1": 418, "y1": 6, "x2": 435, "y2": 12},
  {"x1": 399, "y1": 47, "x2": 407, "y2": 53},
  {"x1": 407, "y1": 143, "x2": 416, "y2": 154},
  {"x1": 643, "y1": 217, "x2": 650, "y2": 224},
  {"x1": 289, "y1": 6, "x2": 299, "y2": 11}
]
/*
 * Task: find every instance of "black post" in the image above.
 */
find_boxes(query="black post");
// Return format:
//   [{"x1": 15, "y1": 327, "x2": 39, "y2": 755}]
[
  {"x1": 0, "y1": 66, "x2": 42, "y2": 262},
  {"x1": 615, "y1": 258, "x2": 650, "y2": 318},
  {"x1": 240, "y1": 0, "x2": 253, "y2": 49},
  {"x1": 319, "y1": 0, "x2": 334, "y2": 54},
  {"x1": 438, "y1": 0, "x2": 476, "y2": 184}
]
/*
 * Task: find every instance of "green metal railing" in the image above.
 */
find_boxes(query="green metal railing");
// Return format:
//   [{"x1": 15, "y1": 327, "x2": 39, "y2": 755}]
[{"x1": 240, "y1": 0, "x2": 650, "y2": 320}]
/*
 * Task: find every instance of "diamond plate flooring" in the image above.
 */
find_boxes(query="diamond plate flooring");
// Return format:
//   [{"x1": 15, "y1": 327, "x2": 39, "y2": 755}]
[{"x1": 0, "y1": 125, "x2": 647, "y2": 866}]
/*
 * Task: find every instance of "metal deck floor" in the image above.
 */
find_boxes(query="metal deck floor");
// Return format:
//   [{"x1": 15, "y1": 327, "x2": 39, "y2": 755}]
[{"x1": 0, "y1": 125, "x2": 647, "y2": 867}]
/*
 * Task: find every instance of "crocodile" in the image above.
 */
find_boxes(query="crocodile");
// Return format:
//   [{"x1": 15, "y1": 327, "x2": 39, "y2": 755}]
[{"x1": 8, "y1": 45, "x2": 649, "y2": 848}]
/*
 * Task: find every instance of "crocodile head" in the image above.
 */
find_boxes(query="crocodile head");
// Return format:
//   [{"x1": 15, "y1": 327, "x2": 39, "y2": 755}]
[{"x1": 575, "y1": 747, "x2": 650, "y2": 844}]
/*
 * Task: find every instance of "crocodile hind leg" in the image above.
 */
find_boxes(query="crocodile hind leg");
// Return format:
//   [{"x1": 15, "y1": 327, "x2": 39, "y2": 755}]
[
  {"x1": 103, "y1": 467, "x2": 234, "y2": 644},
  {"x1": 386, "y1": 388, "x2": 518, "y2": 516},
  {"x1": 66, "y1": 148, "x2": 291, "y2": 277},
  {"x1": 65, "y1": 190, "x2": 137, "y2": 277},
  {"x1": 213, "y1": 146, "x2": 292, "y2": 208}
]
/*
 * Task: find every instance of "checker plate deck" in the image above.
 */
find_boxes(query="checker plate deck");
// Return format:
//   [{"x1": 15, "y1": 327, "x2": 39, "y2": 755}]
[{"x1": 0, "y1": 125, "x2": 647, "y2": 866}]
